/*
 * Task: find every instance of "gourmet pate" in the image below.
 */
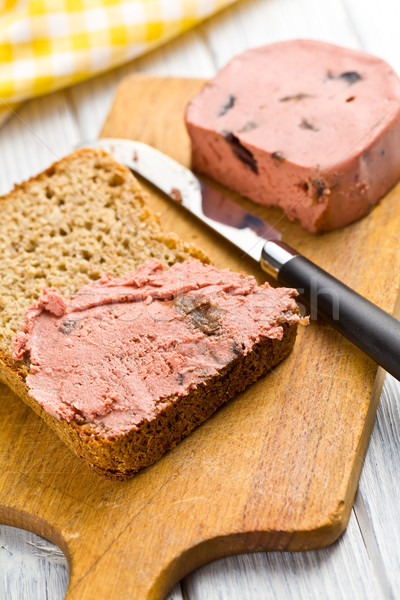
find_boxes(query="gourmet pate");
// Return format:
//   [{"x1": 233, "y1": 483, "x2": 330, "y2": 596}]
[
  {"x1": 185, "y1": 39, "x2": 400, "y2": 233},
  {"x1": 13, "y1": 260, "x2": 300, "y2": 437}
]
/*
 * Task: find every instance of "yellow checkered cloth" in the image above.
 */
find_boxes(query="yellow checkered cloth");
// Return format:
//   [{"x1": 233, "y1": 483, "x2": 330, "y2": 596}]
[{"x1": 0, "y1": 0, "x2": 238, "y2": 125}]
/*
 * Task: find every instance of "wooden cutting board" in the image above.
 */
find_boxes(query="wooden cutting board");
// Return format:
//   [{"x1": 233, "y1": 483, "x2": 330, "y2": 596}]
[{"x1": 1, "y1": 75, "x2": 400, "y2": 600}]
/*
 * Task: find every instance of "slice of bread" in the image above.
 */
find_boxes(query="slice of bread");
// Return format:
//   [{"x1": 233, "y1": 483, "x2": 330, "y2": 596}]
[{"x1": 0, "y1": 148, "x2": 299, "y2": 479}]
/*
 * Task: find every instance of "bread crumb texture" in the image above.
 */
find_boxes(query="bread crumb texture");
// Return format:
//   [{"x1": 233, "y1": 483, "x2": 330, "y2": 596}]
[{"x1": 0, "y1": 148, "x2": 208, "y2": 358}]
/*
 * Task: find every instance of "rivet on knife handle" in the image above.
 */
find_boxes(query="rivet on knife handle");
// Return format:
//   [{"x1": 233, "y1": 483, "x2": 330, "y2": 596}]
[{"x1": 262, "y1": 240, "x2": 400, "y2": 381}]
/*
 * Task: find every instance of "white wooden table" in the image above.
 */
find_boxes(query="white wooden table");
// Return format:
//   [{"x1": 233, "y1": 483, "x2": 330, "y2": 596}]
[{"x1": 1, "y1": 0, "x2": 400, "y2": 598}]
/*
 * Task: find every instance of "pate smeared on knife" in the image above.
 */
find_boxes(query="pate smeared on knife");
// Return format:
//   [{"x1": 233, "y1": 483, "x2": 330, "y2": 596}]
[{"x1": 185, "y1": 39, "x2": 400, "y2": 233}]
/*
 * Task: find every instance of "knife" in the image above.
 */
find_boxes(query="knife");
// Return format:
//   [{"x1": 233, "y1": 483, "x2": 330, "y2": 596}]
[{"x1": 82, "y1": 138, "x2": 400, "y2": 381}]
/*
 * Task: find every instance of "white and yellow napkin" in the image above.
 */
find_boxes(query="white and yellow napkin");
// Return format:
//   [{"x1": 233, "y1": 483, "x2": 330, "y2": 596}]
[{"x1": 0, "y1": 0, "x2": 238, "y2": 124}]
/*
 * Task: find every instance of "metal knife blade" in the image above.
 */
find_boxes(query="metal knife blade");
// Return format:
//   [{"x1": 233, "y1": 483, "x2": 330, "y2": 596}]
[
  {"x1": 82, "y1": 138, "x2": 281, "y2": 263},
  {"x1": 80, "y1": 137, "x2": 400, "y2": 381}
]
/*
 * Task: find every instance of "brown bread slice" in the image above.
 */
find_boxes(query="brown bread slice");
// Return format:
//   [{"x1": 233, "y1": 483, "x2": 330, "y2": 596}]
[{"x1": 0, "y1": 148, "x2": 299, "y2": 479}]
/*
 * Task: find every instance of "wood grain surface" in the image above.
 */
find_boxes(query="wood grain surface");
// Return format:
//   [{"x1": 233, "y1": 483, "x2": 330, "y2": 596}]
[{"x1": 0, "y1": 74, "x2": 399, "y2": 600}]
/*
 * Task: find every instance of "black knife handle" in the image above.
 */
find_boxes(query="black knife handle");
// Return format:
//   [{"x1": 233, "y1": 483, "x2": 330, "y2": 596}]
[{"x1": 261, "y1": 241, "x2": 400, "y2": 381}]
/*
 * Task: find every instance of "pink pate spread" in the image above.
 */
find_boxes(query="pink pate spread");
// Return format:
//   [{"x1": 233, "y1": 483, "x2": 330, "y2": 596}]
[
  {"x1": 13, "y1": 260, "x2": 299, "y2": 437},
  {"x1": 185, "y1": 40, "x2": 400, "y2": 232}
]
